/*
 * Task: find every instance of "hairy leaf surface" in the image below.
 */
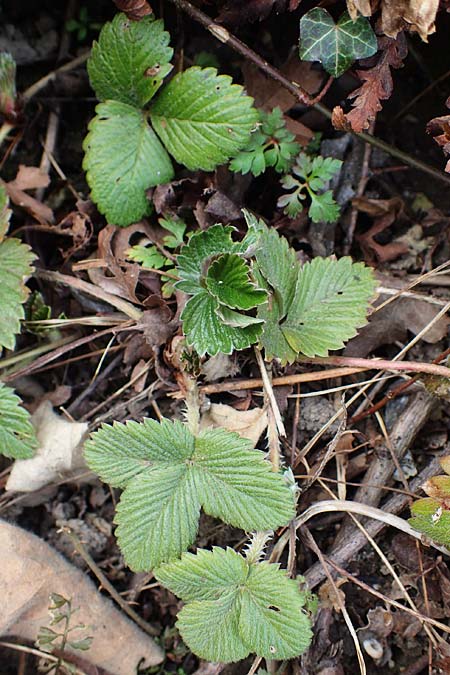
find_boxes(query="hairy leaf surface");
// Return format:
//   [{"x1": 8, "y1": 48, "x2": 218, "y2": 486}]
[
  {"x1": 83, "y1": 101, "x2": 174, "y2": 226},
  {"x1": 150, "y1": 67, "x2": 258, "y2": 170},
  {"x1": 85, "y1": 420, "x2": 294, "y2": 570},
  {"x1": 0, "y1": 383, "x2": 37, "y2": 459},
  {"x1": 155, "y1": 547, "x2": 312, "y2": 662},
  {"x1": 88, "y1": 13, "x2": 173, "y2": 106}
]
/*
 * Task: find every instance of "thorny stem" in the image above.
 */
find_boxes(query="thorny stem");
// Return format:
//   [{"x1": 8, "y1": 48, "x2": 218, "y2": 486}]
[{"x1": 168, "y1": 0, "x2": 450, "y2": 187}]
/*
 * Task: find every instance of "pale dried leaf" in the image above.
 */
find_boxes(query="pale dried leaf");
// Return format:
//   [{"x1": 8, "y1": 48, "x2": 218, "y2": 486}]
[
  {"x1": 6, "y1": 402, "x2": 89, "y2": 492},
  {"x1": 200, "y1": 404, "x2": 268, "y2": 447},
  {"x1": 0, "y1": 519, "x2": 163, "y2": 674},
  {"x1": 346, "y1": 0, "x2": 372, "y2": 19},
  {"x1": 381, "y1": 0, "x2": 439, "y2": 41}
]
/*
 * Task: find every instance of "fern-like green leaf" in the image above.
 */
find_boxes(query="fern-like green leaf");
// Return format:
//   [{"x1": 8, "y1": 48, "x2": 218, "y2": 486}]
[
  {"x1": 155, "y1": 547, "x2": 313, "y2": 662},
  {"x1": 0, "y1": 186, "x2": 36, "y2": 351},
  {"x1": 281, "y1": 256, "x2": 377, "y2": 358},
  {"x1": 150, "y1": 67, "x2": 258, "y2": 170},
  {"x1": 0, "y1": 382, "x2": 37, "y2": 459},
  {"x1": 84, "y1": 419, "x2": 294, "y2": 570},
  {"x1": 88, "y1": 13, "x2": 173, "y2": 107},
  {"x1": 83, "y1": 101, "x2": 174, "y2": 226}
]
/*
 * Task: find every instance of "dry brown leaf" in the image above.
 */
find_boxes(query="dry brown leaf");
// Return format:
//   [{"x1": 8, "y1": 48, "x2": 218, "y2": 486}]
[
  {"x1": 3, "y1": 165, "x2": 54, "y2": 224},
  {"x1": 346, "y1": 0, "x2": 373, "y2": 19},
  {"x1": 200, "y1": 403, "x2": 268, "y2": 447},
  {"x1": 6, "y1": 402, "x2": 89, "y2": 492},
  {"x1": 427, "y1": 112, "x2": 450, "y2": 174},
  {"x1": 113, "y1": 0, "x2": 152, "y2": 19},
  {"x1": 336, "y1": 34, "x2": 407, "y2": 133},
  {"x1": 0, "y1": 520, "x2": 163, "y2": 674},
  {"x1": 354, "y1": 196, "x2": 409, "y2": 262},
  {"x1": 381, "y1": 0, "x2": 439, "y2": 40}
]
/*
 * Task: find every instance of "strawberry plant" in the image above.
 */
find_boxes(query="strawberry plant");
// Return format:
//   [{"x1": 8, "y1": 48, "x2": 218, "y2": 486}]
[
  {"x1": 83, "y1": 13, "x2": 258, "y2": 226},
  {"x1": 409, "y1": 455, "x2": 450, "y2": 548},
  {"x1": 85, "y1": 210, "x2": 376, "y2": 663}
]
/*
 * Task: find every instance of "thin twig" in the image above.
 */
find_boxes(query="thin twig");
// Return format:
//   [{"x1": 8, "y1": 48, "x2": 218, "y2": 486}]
[
  {"x1": 298, "y1": 355, "x2": 450, "y2": 379},
  {"x1": 22, "y1": 52, "x2": 90, "y2": 101},
  {"x1": 167, "y1": 0, "x2": 450, "y2": 186},
  {"x1": 61, "y1": 527, "x2": 159, "y2": 637},
  {"x1": 254, "y1": 347, "x2": 285, "y2": 440}
]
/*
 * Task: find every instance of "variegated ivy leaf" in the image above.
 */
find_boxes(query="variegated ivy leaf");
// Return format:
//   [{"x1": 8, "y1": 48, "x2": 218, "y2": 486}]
[
  {"x1": 84, "y1": 419, "x2": 294, "y2": 570},
  {"x1": 176, "y1": 225, "x2": 267, "y2": 356},
  {"x1": 299, "y1": 8, "x2": 377, "y2": 78},
  {"x1": 155, "y1": 547, "x2": 313, "y2": 662},
  {"x1": 150, "y1": 67, "x2": 258, "y2": 170},
  {"x1": 88, "y1": 13, "x2": 173, "y2": 107},
  {"x1": 0, "y1": 383, "x2": 37, "y2": 459}
]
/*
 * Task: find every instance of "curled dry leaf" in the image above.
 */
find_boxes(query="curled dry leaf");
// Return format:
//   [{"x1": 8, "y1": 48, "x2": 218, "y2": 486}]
[
  {"x1": 334, "y1": 34, "x2": 407, "y2": 133},
  {"x1": 112, "y1": 0, "x2": 153, "y2": 20},
  {"x1": 3, "y1": 165, "x2": 54, "y2": 224},
  {"x1": 347, "y1": 0, "x2": 439, "y2": 41},
  {"x1": 0, "y1": 519, "x2": 163, "y2": 674},
  {"x1": 200, "y1": 403, "x2": 268, "y2": 447},
  {"x1": 427, "y1": 111, "x2": 450, "y2": 173},
  {"x1": 6, "y1": 401, "x2": 89, "y2": 492}
]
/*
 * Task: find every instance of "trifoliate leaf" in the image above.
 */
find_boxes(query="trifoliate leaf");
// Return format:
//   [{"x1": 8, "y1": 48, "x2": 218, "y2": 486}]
[
  {"x1": 155, "y1": 547, "x2": 313, "y2": 662},
  {"x1": 83, "y1": 101, "x2": 174, "y2": 226},
  {"x1": 299, "y1": 8, "x2": 378, "y2": 78},
  {"x1": 308, "y1": 190, "x2": 341, "y2": 223},
  {"x1": 281, "y1": 256, "x2": 377, "y2": 358},
  {"x1": 409, "y1": 498, "x2": 450, "y2": 548},
  {"x1": 150, "y1": 67, "x2": 258, "y2": 171},
  {"x1": 0, "y1": 203, "x2": 36, "y2": 351},
  {"x1": 0, "y1": 383, "x2": 37, "y2": 459},
  {"x1": 85, "y1": 420, "x2": 295, "y2": 570},
  {"x1": 87, "y1": 13, "x2": 173, "y2": 106},
  {"x1": 206, "y1": 254, "x2": 267, "y2": 310}
]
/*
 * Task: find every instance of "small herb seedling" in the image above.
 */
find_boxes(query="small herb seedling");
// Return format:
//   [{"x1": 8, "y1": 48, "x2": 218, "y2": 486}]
[
  {"x1": 277, "y1": 152, "x2": 342, "y2": 222},
  {"x1": 83, "y1": 13, "x2": 258, "y2": 226},
  {"x1": 230, "y1": 107, "x2": 300, "y2": 176}
]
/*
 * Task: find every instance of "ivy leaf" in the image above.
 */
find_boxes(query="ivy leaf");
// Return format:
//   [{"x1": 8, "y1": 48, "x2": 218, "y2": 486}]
[
  {"x1": 281, "y1": 256, "x2": 377, "y2": 358},
  {"x1": 0, "y1": 383, "x2": 38, "y2": 459},
  {"x1": 83, "y1": 101, "x2": 174, "y2": 226},
  {"x1": 84, "y1": 419, "x2": 295, "y2": 570},
  {"x1": 206, "y1": 254, "x2": 267, "y2": 310},
  {"x1": 409, "y1": 498, "x2": 450, "y2": 548},
  {"x1": 87, "y1": 13, "x2": 173, "y2": 107},
  {"x1": 155, "y1": 547, "x2": 313, "y2": 662},
  {"x1": 150, "y1": 67, "x2": 258, "y2": 171},
  {"x1": 0, "y1": 186, "x2": 36, "y2": 351},
  {"x1": 299, "y1": 8, "x2": 377, "y2": 78},
  {"x1": 308, "y1": 190, "x2": 341, "y2": 223}
]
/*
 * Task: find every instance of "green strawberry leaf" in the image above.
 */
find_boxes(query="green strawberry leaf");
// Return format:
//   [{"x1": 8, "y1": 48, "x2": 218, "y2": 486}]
[
  {"x1": 0, "y1": 383, "x2": 38, "y2": 459},
  {"x1": 281, "y1": 256, "x2": 377, "y2": 358},
  {"x1": 205, "y1": 253, "x2": 267, "y2": 310},
  {"x1": 84, "y1": 419, "x2": 295, "y2": 570},
  {"x1": 150, "y1": 67, "x2": 258, "y2": 170},
  {"x1": 155, "y1": 547, "x2": 313, "y2": 662},
  {"x1": 299, "y1": 8, "x2": 377, "y2": 77},
  {"x1": 409, "y1": 498, "x2": 450, "y2": 548},
  {"x1": 87, "y1": 13, "x2": 173, "y2": 107},
  {"x1": 0, "y1": 186, "x2": 36, "y2": 351},
  {"x1": 83, "y1": 101, "x2": 174, "y2": 226}
]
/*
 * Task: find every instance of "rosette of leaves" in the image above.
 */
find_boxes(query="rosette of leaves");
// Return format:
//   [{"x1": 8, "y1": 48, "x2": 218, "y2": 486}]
[
  {"x1": 155, "y1": 546, "x2": 313, "y2": 662},
  {"x1": 84, "y1": 418, "x2": 295, "y2": 570},
  {"x1": 0, "y1": 184, "x2": 36, "y2": 351},
  {"x1": 409, "y1": 455, "x2": 450, "y2": 548},
  {"x1": 230, "y1": 107, "x2": 300, "y2": 177},
  {"x1": 176, "y1": 224, "x2": 267, "y2": 356},
  {"x1": 277, "y1": 152, "x2": 342, "y2": 222},
  {"x1": 83, "y1": 13, "x2": 258, "y2": 226}
]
